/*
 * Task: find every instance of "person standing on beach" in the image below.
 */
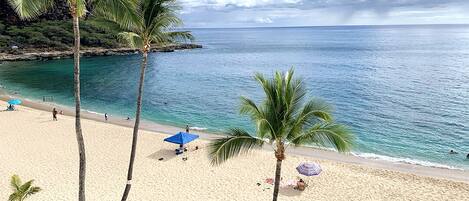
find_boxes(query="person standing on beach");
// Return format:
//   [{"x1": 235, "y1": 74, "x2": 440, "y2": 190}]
[
  {"x1": 105, "y1": 113, "x2": 108, "y2": 121},
  {"x1": 52, "y1": 108, "x2": 58, "y2": 121},
  {"x1": 186, "y1": 125, "x2": 190, "y2": 133}
]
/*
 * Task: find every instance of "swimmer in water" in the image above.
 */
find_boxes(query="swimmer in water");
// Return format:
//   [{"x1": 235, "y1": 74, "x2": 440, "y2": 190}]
[{"x1": 449, "y1": 150, "x2": 458, "y2": 154}]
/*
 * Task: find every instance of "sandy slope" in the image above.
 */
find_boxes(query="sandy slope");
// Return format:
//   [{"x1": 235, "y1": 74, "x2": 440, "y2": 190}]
[{"x1": 1, "y1": 101, "x2": 468, "y2": 201}]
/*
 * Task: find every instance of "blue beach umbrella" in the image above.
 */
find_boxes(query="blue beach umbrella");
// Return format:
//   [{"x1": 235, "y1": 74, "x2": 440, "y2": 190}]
[
  {"x1": 164, "y1": 132, "x2": 199, "y2": 145},
  {"x1": 7, "y1": 99, "x2": 22, "y2": 105}
]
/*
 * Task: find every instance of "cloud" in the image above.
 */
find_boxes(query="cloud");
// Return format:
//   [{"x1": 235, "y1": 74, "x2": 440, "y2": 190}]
[
  {"x1": 181, "y1": 0, "x2": 468, "y2": 11},
  {"x1": 181, "y1": 0, "x2": 287, "y2": 9},
  {"x1": 179, "y1": 0, "x2": 469, "y2": 27},
  {"x1": 255, "y1": 17, "x2": 274, "y2": 23}
]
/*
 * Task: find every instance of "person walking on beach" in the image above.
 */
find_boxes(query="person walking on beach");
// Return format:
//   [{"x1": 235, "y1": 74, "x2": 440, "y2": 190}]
[
  {"x1": 186, "y1": 125, "x2": 190, "y2": 133},
  {"x1": 105, "y1": 113, "x2": 108, "y2": 121},
  {"x1": 52, "y1": 108, "x2": 58, "y2": 121}
]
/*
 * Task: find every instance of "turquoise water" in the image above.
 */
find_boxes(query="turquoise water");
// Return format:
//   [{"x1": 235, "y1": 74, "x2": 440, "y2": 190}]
[{"x1": 0, "y1": 25, "x2": 469, "y2": 169}]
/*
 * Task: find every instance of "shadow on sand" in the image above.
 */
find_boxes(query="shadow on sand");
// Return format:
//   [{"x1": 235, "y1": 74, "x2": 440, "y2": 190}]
[
  {"x1": 147, "y1": 149, "x2": 177, "y2": 162},
  {"x1": 279, "y1": 187, "x2": 302, "y2": 197}
]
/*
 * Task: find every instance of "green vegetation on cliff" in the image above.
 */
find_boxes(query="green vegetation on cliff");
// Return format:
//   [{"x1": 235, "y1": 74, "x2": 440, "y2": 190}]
[{"x1": 0, "y1": 19, "x2": 122, "y2": 51}]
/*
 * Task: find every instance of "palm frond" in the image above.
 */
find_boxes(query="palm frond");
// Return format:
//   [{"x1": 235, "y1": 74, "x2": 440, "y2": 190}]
[
  {"x1": 166, "y1": 31, "x2": 194, "y2": 43},
  {"x1": 117, "y1": 32, "x2": 143, "y2": 49},
  {"x1": 292, "y1": 123, "x2": 354, "y2": 152},
  {"x1": 209, "y1": 128, "x2": 264, "y2": 165},
  {"x1": 286, "y1": 98, "x2": 332, "y2": 141},
  {"x1": 29, "y1": 186, "x2": 41, "y2": 194},
  {"x1": 93, "y1": 0, "x2": 142, "y2": 32},
  {"x1": 19, "y1": 180, "x2": 33, "y2": 193},
  {"x1": 10, "y1": 175, "x2": 21, "y2": 191},
  {"x1": 240, "y1": 97, "x2": 276, "y2": 139},
  {"x1": 7, "y1": 0, "x2": 54, "y2": 19},
  {"x1": 240, "y1": 96, "x2": 261, "y2": 117},
  {"x1": 283, "y1": 71, "x2": 306, "y2": 128},
  {"x1": 25, "y1": 186, "x2": 41, "y2": 198},
  {"x1": 302, "y1": 99, "x2": 333, "y2": 122},
  {"x1": 8, "y1": 192, "x2": 19, "y2": 201},
  {"x1": 86, "y1": 17, "x2": 126, "y2": 33}
]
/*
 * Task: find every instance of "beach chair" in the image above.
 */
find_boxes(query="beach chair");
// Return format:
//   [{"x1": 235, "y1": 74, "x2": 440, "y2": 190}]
[{"x1": 175, "y1": 149, "x2": 184, "y2": 155}]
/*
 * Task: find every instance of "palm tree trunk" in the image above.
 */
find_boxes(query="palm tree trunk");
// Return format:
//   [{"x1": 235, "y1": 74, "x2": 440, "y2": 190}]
[
  {"x1": 71, "y1": 4, "x2": 86, "y2": 201},
  {"x1": 121, "y1": 49, "x2": 149, "y2": 201},
  {"x1": 272, "y1": 158, "x2": 283, "y2": 201}
]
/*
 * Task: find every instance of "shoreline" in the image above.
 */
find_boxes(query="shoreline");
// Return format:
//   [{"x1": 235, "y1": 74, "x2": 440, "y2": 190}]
[
  {"x1": 1, "y1": 93, "x2": 468, "y2": 184},
  {"x1": 2, "y1": 100, "x2": 468, "y2": 201},
  {"x1": 0, "y1": 44, "x2": 202, "y2": 62}
]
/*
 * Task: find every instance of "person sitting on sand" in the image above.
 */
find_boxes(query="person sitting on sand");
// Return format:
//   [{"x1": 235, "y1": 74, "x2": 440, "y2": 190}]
[
  {"x1": 52, "y1": 108, "x2": 58, "y2": 121},
  {"x1": 449, "y1": 150, "x2": 458, "y2": 154},
  {"x1": 294, "y1": 179, "x2": 307, "y2": 191},
  {"x1": 126, "y1": 116, "x2": 130, "y2": 120}
]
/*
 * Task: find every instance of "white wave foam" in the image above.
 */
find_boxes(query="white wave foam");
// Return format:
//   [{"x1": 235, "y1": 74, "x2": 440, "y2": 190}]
[
  {"x1": 189, "y1": 126, "x2": 207, "y2": 131},
  {"x1": 85, "y1": 110, "x2": 105, "y2": 116},
  {"x1": 352, "y1": 152, "x2": 464, "y2": 170}
]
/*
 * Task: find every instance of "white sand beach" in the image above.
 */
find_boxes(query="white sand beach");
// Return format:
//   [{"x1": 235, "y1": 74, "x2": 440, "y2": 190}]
[{"x1": 1, "y1": 100, "x2": 469, "y2": 201}]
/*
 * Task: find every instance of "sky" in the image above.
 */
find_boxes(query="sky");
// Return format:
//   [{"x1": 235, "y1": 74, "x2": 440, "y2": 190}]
[{"x1": 178, "y1": 0, "x2": 469, "y2": 28}]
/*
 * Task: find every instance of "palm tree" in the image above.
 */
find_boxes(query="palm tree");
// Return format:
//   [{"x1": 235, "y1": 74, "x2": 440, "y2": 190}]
[
  {"x1": 8, "y1": 175, "x2": 41, "y2": 201},
  {"x1": 209, "y1": 69, "x2": 354, "y2": 201},
  {"x1": 7, "y1": 1, "x2": 88, "y2": 200},
  {"x1": 94, "y1": 0, "x2": 193, "y2": 200}
]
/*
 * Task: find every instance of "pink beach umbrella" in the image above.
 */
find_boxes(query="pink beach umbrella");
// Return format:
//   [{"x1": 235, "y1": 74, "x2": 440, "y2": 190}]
[{"x1": 296, "y1": 162, "x2": 322, "y2": 176}]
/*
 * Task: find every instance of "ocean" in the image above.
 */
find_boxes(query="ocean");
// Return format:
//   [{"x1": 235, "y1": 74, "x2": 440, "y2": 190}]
[{"x1": 0, "y1": 25, "x2": 468, "y2": 170}]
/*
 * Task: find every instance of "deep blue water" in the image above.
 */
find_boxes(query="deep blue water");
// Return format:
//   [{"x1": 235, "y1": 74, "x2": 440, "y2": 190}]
[{"x1": 0, "y1": 25, "x2": 468, "y2": 169}]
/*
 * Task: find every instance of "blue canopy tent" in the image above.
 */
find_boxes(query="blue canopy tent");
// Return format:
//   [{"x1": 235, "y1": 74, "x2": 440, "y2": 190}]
[
  {"x1": 164, "y1": 132, "x2": 199, "y2": 145},
  {"x1": 6, "y1": 99, "x2": 21, "y2": 111},
  {"x1": 164, "y1": 132, "x2": 199, "y2": 154},
  {"x1": 8, "y1": 99, "x2": 22, "y2": 105}
]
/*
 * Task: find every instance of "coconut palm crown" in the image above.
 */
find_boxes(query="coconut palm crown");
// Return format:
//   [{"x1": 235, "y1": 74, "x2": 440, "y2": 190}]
[
  {"x1": 95, "y1": 0, "x2": 193, "y2": 53},
  {"x1": 209, "y1": 68, "x2": 354, "y2": 201}
]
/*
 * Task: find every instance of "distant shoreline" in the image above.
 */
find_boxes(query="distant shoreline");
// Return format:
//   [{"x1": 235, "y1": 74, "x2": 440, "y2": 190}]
[
  {"x1": 1, "y1": 91, "x2": 468, "y2": 184},
  {"x1": 0, "y1": 43, "x2": 202, "y2": 62}
]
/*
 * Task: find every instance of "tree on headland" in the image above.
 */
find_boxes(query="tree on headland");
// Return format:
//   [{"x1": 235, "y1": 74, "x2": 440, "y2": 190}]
[
  {"x1": 93, "y1": 0, "x2": 193, "y2": 200},
  {"x1": 209, "y1": 69, "x2": 354, "y2": 201},
  {"x1": 7, "y1": 0, "x2": 88, "y2": 200},
  {"x1": 8, "y1": 175, "x2": 41, "y2": 201}
]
